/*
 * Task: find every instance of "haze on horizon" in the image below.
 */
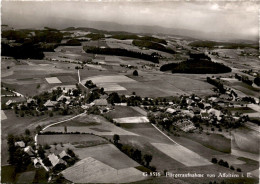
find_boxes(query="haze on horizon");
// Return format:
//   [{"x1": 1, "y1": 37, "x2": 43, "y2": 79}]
[{"x1": 2, "y1": 0, "x2": 259, "y2": 41}]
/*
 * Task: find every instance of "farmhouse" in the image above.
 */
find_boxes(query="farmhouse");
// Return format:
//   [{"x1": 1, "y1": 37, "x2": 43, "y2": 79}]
[
  {"x1": 166, "y1": 108, "x2": 177, "y2": 114},
  {"x1": 208, "y1": 108, "x2": 223, "y2": 120},
  {"x1": 15, "y1": 141, "x2": 25, "y2": 148},
  {"x1": 33, "y1": 158, "x2": 41, "y2": 168},
  {"x1": 6, "y1": 100, "x2": 15, "y2": 106},
  {"x1": 59, "y1": 150, "x2": 71, "y2": 159},
  {"x1": 44, "y1": 100, "x2": 58, "y2": 110},
  {"x1": 48, "y1": 153, "x2": 67, "y2": 167},
  {"x1": 27, "y1": 98, "x2": 36, "y2": 105},
  {"x1": 57, "y1": 95, "x2": 71, "y2": 102},
  {"x1": 93, "y1": 99, "x2": 108, "y2": 106},
  {"x1": 24, "y1": 146, "x2": 34, "y2": 157}
]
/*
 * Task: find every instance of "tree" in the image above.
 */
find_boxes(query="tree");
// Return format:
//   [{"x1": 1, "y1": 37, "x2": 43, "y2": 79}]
[
  {"x1": 211, "y1": 158, "x2": 218, "y2": 164},
  {"x1": 107, "y1": 92, "x2": 121, "y2": 104},
  {"x1": 25, "y1": 129, "x2": 31, "y2": 136},
  {"x1": 42, "y1": 157, "x2": 52, "y2": 167},
  {"x1": 36, "y1": 125, "x2": 42, "y2": 134},
  {"x1": 144, "y1": 154, "x2": 152, "y2": 167},
  {"x1": 113, "y1": 134, "x2": 120, "y2": 145},
  {"x1": 237, "y1": 168, "x2": 242, "y2": 172},
  {"x1": 133, "y1": 70, "x2": 138, "y2": 76},
  {"x1": 38, "y1": 145, "x2": 45, "y2": 159}
]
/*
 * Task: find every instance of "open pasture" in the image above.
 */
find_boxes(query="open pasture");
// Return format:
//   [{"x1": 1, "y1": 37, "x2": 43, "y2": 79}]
[
  {"x1": 45, "y1": 77, "x2": 62, "y2": 84},
  {"x1": 114, "y1": 116, "x2": 149, "y2": 124},
  {"x1": 151, "y1": 143, "x2": 212, "y2": 167}
]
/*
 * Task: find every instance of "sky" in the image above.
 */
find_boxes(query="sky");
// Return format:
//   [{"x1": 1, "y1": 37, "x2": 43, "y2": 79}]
[{"x1": 2, "y1": 0, "x2": 259, "y2": 40}]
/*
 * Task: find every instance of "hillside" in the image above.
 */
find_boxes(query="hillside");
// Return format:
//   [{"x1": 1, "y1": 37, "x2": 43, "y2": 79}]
[{"x1": 160, "y1": 53, "x2": 232, "y2": 74}]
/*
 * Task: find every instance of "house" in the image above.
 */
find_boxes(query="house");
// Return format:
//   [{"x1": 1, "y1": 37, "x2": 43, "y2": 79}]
[
  {"x1": 166, "y1": 108, "x2": 176, "y2": 114},
  {"x1": 48, "y1": 153, "x2": 67, "y2": 167},
  {"x1": 93, "y1": 99, "x2": 108, "y2": 106},
  {"x1": 204, "y1": 103, "x2": 211, "y2": 110},
  {"x1": 57, "y1": 95, "x2": 70, "y2": 102},
  {"x1": 33, "y1": 158, "x2": 41, "y2": 168},
  {"x1": 6, "y1": 100, "x2": 15, "y2": 106},
  {"x1": 59, "y1": 150, "x2": 71, "y2": 159},
  {"x1": 44, "y1": 100, "x2": 58, "y2": 110},
  {"x1": 24, "y1": 146, "x2": 34, "y2": 157},
  {"x1": 15, "y1": 141, "x2": 25, "y2": 148},
  {"x1": 201, "y1": 112, "x2": 210, "y2": 120},
  {"x1": 186, "y1": 99, "x2": 194, "y2": 105},
  {"x1": 27, "y1": 98, "x2": 36, "y2": 105},
  {"x1": 192, "y1": 107, "x2": 201, "y2": 114},
  {"x1": 114, "y1": 103, "x2": 127, "y2": 106},
  {"x1": 208, "y1": 108, "x2": 223, "y2": 121}
]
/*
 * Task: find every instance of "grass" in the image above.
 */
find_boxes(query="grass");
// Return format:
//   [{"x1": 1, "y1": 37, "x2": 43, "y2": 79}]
[
  {"x1": 38, "y1": 134, "x2": 106, "y2": 145},
  {"x1": 1, "y1": 165, "x2": 16, "y2": 183},
  {"x1": 16, "y1": 171, "x2": 36, "y2": 184},
  {"x1": 73, "y1": 144, "x2": 139, "y2": 170},
  {"x1": 52, "y1": 121, "x2": 100, "y2": 127},
  {"x1": 183, "y1": 132, "x2": 231, "y2": 153},
  {"x1": 227, "y1": 107, "x2": 256, "y2": 114},
  {"x1": 106, "y1": 106, "x2": 143, "y2": 119}
]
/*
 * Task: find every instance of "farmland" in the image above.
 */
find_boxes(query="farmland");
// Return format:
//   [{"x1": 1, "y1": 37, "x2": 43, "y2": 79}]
[{"x1": 1, "y1": 25, "x2": 259, "y2": 184}]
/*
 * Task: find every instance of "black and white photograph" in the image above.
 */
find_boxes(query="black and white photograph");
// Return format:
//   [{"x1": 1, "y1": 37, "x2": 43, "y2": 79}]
[{"x1": 1, "y1": 0, "x2": 259, "y2": 183}]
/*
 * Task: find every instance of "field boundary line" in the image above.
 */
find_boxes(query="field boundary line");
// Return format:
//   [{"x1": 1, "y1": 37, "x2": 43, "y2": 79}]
[{"x1": 151, "y1": 124, "x2": 180, "y2": 146}]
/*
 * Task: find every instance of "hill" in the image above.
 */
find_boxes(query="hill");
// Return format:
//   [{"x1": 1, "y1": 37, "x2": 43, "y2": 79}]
[{"x1": 160, "y1": 53, "x2": 232, "y2": 74}]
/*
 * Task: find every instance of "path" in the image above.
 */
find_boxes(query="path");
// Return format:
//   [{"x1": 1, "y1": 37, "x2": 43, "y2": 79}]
[
  {"x1": 34, "y1": 112, "x2": 86, "y2": 145},
  {"x1": 151, "y1": 124, "x2": 180, "y2": 146}
]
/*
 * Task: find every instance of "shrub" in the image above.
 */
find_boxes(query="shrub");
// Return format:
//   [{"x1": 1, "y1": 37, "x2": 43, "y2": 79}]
[
  {"x1": 211, "y1": 158, "x2": 218, "y2": 164},
  {"x1": 133, "y1": 70, "x2": 138, "y2": 76}
]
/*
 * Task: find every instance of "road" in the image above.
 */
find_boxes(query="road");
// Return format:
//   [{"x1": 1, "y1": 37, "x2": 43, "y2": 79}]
[{"x1": 34, "y1": 112, "x2": 86, "y2": 145}]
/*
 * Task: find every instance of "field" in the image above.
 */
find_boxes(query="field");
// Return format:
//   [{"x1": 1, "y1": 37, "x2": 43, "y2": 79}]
[
  {"x1": 62, "y1": 156, "x2": 144, "y2": 183},
  {"x1": 182, "y1": 132, "x2": 231, "y2": 153},
  {"x1": 82, "y1": 75, "x2": 136, "y2": 84},
  {"x1": 114, "y1": 116, "x2": 149, "y2": 123},
  {"x1": 37, "y1": 134, "x2": 108, "y2": 146},
  {"x1": 151, "y1": 143, "x2": 212, "y2": 167},
  {"x1": 106, "y1": 106, "x2": 144, "y2": 119},
  {"x1": 44, "y1": 114, "x2": 139, "y2": 136},
  {"x1": 1, "y1": 59, "x2": 78, "y2": 96},
  {"x1": 231, "y1": 127, "x2": 259, "y2": 154},
  {"x1": 1, "y1": 110, "x2": 7, "y2": 120},
  {"x1": 45, "y1": 77, "x2": 62, "y2": 84}
]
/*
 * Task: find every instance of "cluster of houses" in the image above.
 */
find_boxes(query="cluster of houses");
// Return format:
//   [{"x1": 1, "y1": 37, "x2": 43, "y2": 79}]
[{"x1": 14, "y1": 140, "x2": 73, "y2": 172}]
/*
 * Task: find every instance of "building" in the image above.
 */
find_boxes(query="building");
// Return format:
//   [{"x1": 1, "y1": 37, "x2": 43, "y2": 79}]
[
  {"x1": 48, "y1": 153, "x2": 66, "y2": 167},
  {"x1": 6, "y1": 100, "x2": 15, "y2": 106},
  {"x1": 15, "y1": 141, "x2": 25, "y2": 148},
  {"x1": 93, "y1": 99, "x2": 108, "y2": 106},
  {"x1": 44, "y1": 100, "x2": 58, "y2": 110},
  {"x1": 59, "y1": 150, "x2": 71, "y2": 159},
  {"x1": 166, "y1": 108, "x2": 177, "y2": 114},
  {"x1": 24, "y1": 146, "x2": 34, "y2": 157}
]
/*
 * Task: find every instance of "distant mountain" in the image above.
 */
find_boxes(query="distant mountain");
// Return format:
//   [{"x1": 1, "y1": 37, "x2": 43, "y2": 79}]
[{"x1": 4, "y1": 17, "x2": 257, "y2": 43}]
